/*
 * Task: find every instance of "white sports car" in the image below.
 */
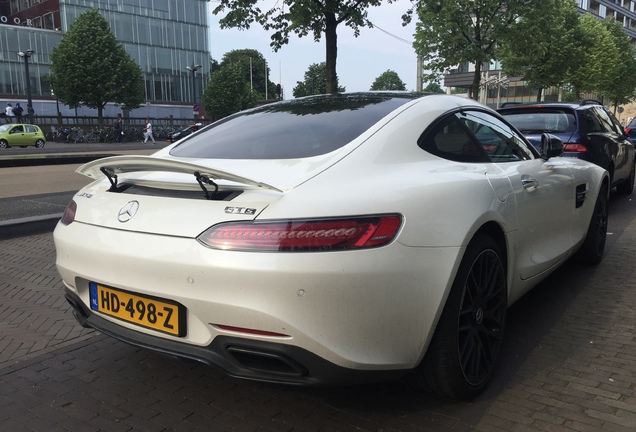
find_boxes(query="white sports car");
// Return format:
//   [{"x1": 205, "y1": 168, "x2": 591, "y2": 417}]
[{"x1": 54, "y1": 93, "x2": 609, "y2": 400}]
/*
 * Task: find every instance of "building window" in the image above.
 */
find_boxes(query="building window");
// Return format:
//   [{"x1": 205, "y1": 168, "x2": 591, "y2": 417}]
[{"x1": 43, "y1": 12, "x2": 54, "y2": 30}]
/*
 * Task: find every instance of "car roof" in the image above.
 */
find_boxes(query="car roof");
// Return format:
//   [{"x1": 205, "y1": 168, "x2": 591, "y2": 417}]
[{"x1": 498, "y1": 99, "x2": 604, "y2": 112}]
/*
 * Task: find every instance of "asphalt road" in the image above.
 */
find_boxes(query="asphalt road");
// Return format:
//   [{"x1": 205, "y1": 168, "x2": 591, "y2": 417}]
[{"x1": 1, "y1": 145, "x2": 636, "y2": 431}]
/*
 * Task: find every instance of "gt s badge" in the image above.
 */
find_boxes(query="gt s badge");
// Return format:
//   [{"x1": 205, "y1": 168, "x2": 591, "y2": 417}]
[
  {"x1": 225, "y1": 206, "x2": 256, "y2": 215},
  {"x1": 118, "y1": 201, "x2": 140, "y2": 222}
]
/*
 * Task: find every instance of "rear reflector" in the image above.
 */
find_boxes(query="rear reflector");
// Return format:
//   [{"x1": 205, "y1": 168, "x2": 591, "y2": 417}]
[
  {"x1": 197, "y1": 215, "x2": 402, "y2": 252},
  {"x1": 564, "y1": 143, "x2": 588, "y2": 152},
  {"x1": 215, "y1": 324, "x2": 289, "y2": 337}
]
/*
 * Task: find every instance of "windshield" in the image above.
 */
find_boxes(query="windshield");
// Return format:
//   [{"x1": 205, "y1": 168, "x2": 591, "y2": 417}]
[
  {"x1": 501, "y1": 109, "x2": 577, "y2": 133},
  {"x1": 170, "y1": 93, "x2": 418, "y2": 159},
  {"x1": 0, "y1": 125, "x2": 10, "y2": 132}
]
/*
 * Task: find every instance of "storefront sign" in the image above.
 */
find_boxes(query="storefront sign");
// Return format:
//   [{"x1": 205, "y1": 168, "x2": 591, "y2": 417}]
[{"x1": 0, "y1": 16, "x2": 34, "y2": 26}]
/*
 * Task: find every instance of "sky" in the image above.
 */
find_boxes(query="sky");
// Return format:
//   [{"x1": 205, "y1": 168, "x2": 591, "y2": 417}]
[{"x1": 206, "y1": 1, "x2": 419, "y2": 99}]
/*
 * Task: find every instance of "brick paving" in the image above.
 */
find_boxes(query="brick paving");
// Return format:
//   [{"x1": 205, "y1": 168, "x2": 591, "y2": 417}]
[{"x1": 0, "y1": 205, "x2": 635, "y2": 431}]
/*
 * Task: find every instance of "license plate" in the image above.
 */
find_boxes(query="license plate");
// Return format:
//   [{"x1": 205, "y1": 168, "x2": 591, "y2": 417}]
[{"x1": 89, "y1": 283, "x2": 186, "y2": 337}]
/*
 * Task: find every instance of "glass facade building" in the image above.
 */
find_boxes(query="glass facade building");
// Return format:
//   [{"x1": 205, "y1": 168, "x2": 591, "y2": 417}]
[{"x1": 0, "y1": 0, "x2": 209, "y2": 118}]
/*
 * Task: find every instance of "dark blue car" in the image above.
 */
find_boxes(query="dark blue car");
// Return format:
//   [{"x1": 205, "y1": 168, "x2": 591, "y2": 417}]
[{"x1": 499, "y1": 100, "x2": 635, "y2": 194}]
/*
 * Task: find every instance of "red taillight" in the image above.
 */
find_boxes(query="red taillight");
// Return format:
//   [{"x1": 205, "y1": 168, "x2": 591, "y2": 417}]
[
  {"x1": 625, "y1": 127, "x2": 632, "y2": 134},
  {"x1": 197, "y1": 215, "x2": 403, "y2": 252},
  {"x1": 60, "y1": 200, "x2": 77, "y2": 225},
  {"x1": 564, "y1": 143, "x2": 588, "y2": 152}
]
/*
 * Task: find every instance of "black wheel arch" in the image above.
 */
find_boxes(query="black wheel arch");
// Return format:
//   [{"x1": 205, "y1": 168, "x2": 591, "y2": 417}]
[{"x1": 472, "y1": 222, "x2": 508, "y2": 274}]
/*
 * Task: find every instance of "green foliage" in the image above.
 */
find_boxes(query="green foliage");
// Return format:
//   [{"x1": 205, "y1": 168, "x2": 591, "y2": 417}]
[
  {"x1": 201, "y1": 63, "x2": 257, "y2": 120},
  {"x1": 423, "y1": 82, "x2": 445, "y2": 94},
  {"x1": 599, "y1": 18, "x2": 636, "y2": 108},
  {"x1": 210, "y1": 57, "x2": 221, "y2": 73},
  {"x1": 370, "y1": 70, "x2": 406, "y2": 91},
  {"x1": 219, "y1": 49, "x2": 278, "y2": 100},
  {"x1": 565, "y1": 14, "x2": 620, "y2": 100},
  {"x1": 292, "y1": 62, "x2": 345, "y2": 98},
  {"x1": 499, "y1": 0, "x2": 581, "y2": 102},
  {"x1": 49, "y1": 8, "x2": 144, "y2": 124},
  {"x1": 413, "y1": 0, "x2": 532, "y2": 99},
  {"x1": 211, "y1": 0, "x2": 388, "y2": 94}
]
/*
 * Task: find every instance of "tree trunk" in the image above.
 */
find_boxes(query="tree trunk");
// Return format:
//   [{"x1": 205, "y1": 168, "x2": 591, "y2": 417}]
[
  {"x1": 325, "y1": 12, "x2": 338, "y2": 94},
  {"x1": 536, "y1": 88, "x2": 543, "y2": 102},
  {"x1": 471, "y1": 63, "x2": 482, "y2": 101},
  {"x1": 97, "y1": 105, "x2": 104, "y2": 127}
]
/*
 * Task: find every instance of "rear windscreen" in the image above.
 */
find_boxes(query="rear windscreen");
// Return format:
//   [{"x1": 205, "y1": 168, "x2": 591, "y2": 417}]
[
  {"x1": 501, "y1": 110, "x2": 577, "y2": 133},
  {"x1": 169, "y1": 95, "x2": 415, "y2": 159}
]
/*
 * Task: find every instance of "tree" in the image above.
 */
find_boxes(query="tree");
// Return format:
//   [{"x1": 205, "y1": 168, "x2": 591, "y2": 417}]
[
  {"x1": 49, "y1": 8, "x2": 144, "y2": 125},
  {"x1": 370, "y1": 70, "x2": 406, "y2": 91},
  {"x1": 565, "y1": 14, "x2": 619, "y2": 100},
  {"x1": 599, "y1": 18, "x2": 636, "y2": 111},
  {"x1": 219, "y1": 49, "x2": 277, "y2": 100},
  {"x1": 212, "y1": 0, "x2": 389, "y2": 94},
  {"x1": 413, "y1": 0, "x2": 532, "y2": 100},
  {"x1": 423, "y1": 82, "x2": 445, "y2": 94},
  {"x1": 201, "y1": 63, "x2": 257, "y2": 120},
  {"x1": 499, "y1": 0, "x2": 582, "y2": 102},
  {"x1": 292, "y1": 62, "x2": 346, "y2": 98}
]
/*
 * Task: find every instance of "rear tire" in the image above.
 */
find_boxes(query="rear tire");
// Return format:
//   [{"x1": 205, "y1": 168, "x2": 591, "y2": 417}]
[
  {"x1": 414, "y1": 234, "x2": 507, "y2": 400},
  {"x1": 577, "y1": 182, "x2": 608, "y2": 265},
  {"x1": 35, "y1": 139, "x2": 45, "y2": 149}
]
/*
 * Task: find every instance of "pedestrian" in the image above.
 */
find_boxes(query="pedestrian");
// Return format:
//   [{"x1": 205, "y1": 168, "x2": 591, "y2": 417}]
[
  {"x1": 27, "y1": 103, "x2": 35, "y2": 119},
  {"x1": 13, "y1": 103, "x2": 23, "y2": 123},
  {"x1": 143, "y1": 118, "x2": 155, "y2": 144},
  {"x1": 114, "y1": 115, "x2": 124, "y2": 143},
  {"x1": 5, "y1": 103, "x2": 14, "y2": 123}
]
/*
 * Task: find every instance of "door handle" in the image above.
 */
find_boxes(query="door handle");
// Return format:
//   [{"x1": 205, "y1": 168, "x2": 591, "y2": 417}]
[{"x1": 522, "y1": 178, "x2": 539, "y2": 191}]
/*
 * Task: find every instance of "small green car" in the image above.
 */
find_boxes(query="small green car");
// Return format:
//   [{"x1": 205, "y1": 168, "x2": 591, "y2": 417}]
[{"x1": 0, "y1": 123, "x2": 46, "y2": 149}]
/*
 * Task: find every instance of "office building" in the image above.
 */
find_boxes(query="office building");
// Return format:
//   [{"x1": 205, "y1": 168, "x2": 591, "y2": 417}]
[{"x1": 0, "y1": 0, "x2": 209, "y2": 119}]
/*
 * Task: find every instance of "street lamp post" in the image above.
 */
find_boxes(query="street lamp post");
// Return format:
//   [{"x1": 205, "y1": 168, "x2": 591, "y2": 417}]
[
  {"x1": 185, "y1": 64, "x2": 202, "y2": 123},
  {"x1": 18, "y1": 49, "x2": 35, "y2": 123},
  {"x1": 308, "y1": 76, "x2": 317, "y2": 95}
]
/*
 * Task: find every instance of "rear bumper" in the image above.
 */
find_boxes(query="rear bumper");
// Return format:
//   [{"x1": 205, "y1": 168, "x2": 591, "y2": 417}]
[{"x1": 64, "y1": 288, "x2": 408, "y2": 386}]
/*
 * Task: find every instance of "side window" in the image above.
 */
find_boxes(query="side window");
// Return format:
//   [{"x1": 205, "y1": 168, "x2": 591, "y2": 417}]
[
  {"x1": 581, "y1": 109, "x2": 604, "y2": 133},
  {"x1": 603, "y1": 108, "x2": 625, "y2": 135},
  {"x1": 418, "y1": 115, "x2": 490, "y2": 163},
  {"x1": 10, "y1": 126, "x2": 24, "y2": 134},
  {"x1": 458, "y1": 111, "x2": 535, "y2": 162},
  {"x1": 25, "y1": 125, "x2": 36, "y2": 133},
  {"x1": 593, "y1": 107, "x2": 618, "y2": 134}
]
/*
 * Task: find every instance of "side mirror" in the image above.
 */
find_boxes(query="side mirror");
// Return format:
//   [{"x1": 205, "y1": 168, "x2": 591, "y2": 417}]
[{"x1": 540, "y1": 133, "x2": 564, "y2": 159}]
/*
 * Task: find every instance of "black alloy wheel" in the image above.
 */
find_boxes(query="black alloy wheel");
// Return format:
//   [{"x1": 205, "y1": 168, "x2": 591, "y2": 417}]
[
  {"x1": 457, "y1": 247, "x2": 507, "y2": 387},
  {"x1": 577, "y1": 182, "x2": 608, "y2": 265},
  {"x1": 415, "y1": 234, "x2": 507, "y2": 400}
]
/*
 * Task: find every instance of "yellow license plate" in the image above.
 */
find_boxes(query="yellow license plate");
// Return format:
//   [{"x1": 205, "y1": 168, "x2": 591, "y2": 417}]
[{"x1": 89, "y1": 283, "x2": 186, "y2": 337}]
